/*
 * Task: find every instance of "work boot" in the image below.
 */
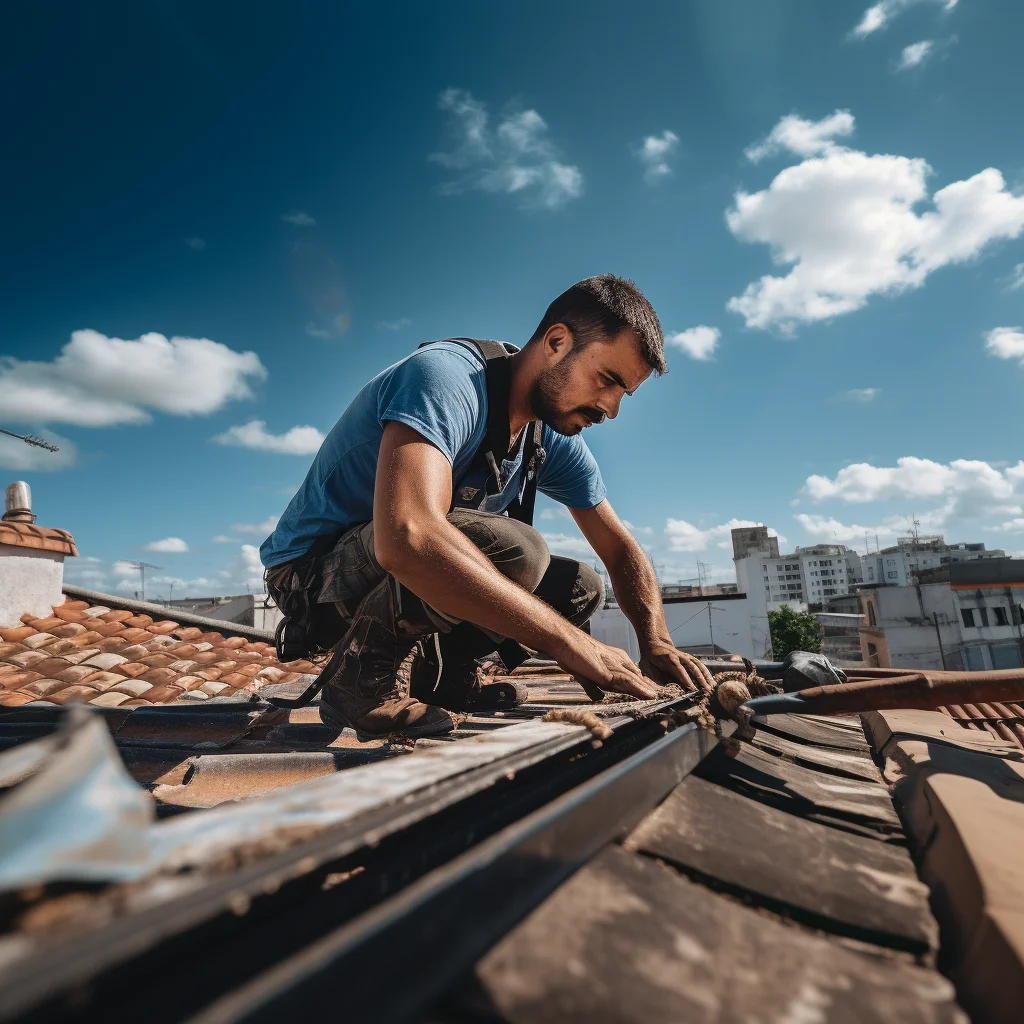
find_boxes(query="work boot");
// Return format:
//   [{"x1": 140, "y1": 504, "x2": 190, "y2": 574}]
[
  {"x1": 409, "y1": 624, "x2": 530, "y2": 713},
  {"x1": 318, "y1": 577, "x2": 458, "y2": 741}
]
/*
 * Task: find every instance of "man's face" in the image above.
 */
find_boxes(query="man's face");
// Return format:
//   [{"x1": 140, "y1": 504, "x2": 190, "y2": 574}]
[{"x1": 530, "y1": 326, "x2": 653, "y2": 436}]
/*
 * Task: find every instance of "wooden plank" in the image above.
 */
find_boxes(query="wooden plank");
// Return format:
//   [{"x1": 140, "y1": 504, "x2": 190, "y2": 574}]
[
  {"x1": 626, "y1": 776, "x2": 936, "y2": 952},
  {"x1": 750, "y1": 728, "x2": 883, "y2": 782},
  {"x1": 753, "y1": 712, "x2": 872, "y2": 752},
  {"x1": 696, "y1": 740, "x2": 902, "y2": 832},
  {"x1": 459, "y1": 845, "x2": 962, "y2": 1024}
]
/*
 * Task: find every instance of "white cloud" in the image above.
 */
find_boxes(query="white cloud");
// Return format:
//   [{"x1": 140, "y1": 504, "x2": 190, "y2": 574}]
[
  {"x1": 745, "y1": 110, "x2": 855, "y2": 163},
  {"x1": 850, "y1": 0, "x2": 957, "y2": 39},
  {"x1": 377, "y1": 317, "x2": 412, "y2": 331},
  {"x1": 0, "y1": 430, "x2": 76, "y2": 471},
  {"x1": 233, "y1": 515, "x2": 280, "y2": 536},
  {"x1": 539, "y1": 507, "x2": 573, "y2": 521},
  {"x1": 541, "y1": 532, "x2": 597, "y2": 559},
  {"x1": 142, "y1": 537, "x2": 190, "y2": 553},
  {"x1": 985, "y1": 326, "x2": 1024, "y2": 364},
  {"x1": 0, "y1": 330, "x2": 266, "y2": 427},
  {"x1": 841, "y1": 387, "x2": 880, "y2": 402},
  {"x1": 184, "y1": 237, "x2": 206, "y2": 251},
  {"x1": 305, "y1": 322, "x2": 333, "y2": 339},
  {"x1": 666, "y1": 325, "x2": 720, "y2": 361},
  {"x1": 665, "y1": 518, "x2": 776, "y2": 553},
  {"x1": 212, "y1": 534, "x2": 240, "y2": 543},
  {"x1": 1006, "y1": 264, "x2": 1024, "y2": 291},
  {"x1": 637, "y1": 130, "x2": 679, "y2": 184},
  {"x1": 727, "y1": 111, "x2": 1024, "y2": 331},
  {"x1": 430, "y1": 89, "x2": 583, "y2": 210},
  {"x1": 213, "y1": 420, "x2": 325, "y2": 455},
  {"x1": 111, "y1": 560, "x2": 140, "y2": 579},
  {"x1": 896, "y1": 40, "x2": 934, "y2": 70},
  {"x1": 795, "y1": 512, "x2": 912, "y2": 545},
  {"x1": 282, "y1": 211, "x2": 316, "y2": 226},
  {"x1": 804, "y1": 457, "x2": 1024, "y2": 523}
]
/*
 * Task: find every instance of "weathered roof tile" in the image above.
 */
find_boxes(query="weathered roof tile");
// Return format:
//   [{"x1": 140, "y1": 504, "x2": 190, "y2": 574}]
[{"x1": 0, "y1": 520, "x2": 78, "y2": 555}]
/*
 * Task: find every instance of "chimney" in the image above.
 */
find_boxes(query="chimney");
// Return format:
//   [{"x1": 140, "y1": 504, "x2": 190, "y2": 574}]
[{"x1": 0, "y1": 481, "x2": 78, "y2": 627}]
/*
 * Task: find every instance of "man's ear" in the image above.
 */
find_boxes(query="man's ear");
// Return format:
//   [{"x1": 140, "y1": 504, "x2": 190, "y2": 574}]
[{"x1": 544, "y1": 322, "x2": 573, "y2": 361}]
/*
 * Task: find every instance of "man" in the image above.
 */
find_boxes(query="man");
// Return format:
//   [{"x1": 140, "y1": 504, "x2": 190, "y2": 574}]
[{"x1": 261, "y1": 274, "x2": 706, "y2": 740}]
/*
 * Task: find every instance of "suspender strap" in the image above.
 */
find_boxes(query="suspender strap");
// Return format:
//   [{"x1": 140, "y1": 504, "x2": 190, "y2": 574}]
[{"x1": 418, "y1": 338, "x2": 545, "y2": 527}]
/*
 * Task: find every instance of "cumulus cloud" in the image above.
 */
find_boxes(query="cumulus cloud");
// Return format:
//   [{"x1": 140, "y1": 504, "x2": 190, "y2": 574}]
[
  {"x1": 637, "y1": 130, "x2": 679, "y2": 184},
  {"x1": 0, "y1": 430, "x2": 76, "y2": 472},
  {"x1": 665, "y1": 518, "x2": 776, "y2": 553},
  {"x1": 430, "y1": 89, "x2": 583, "y2": 210},
  {"x1": 1006, "y1": 264, "x2": 1024, "y2": 291},
  {"x1": 541, "y1": 532, "x2": 596, "y2": 559},
  {"x1": 744, "y1": 110, "x2": 855, "y2": 163},
  {"x1": 804, "y1": 457, "x2": 1024, "y2": 524},
  {"x1": 539, "y1": 507, "x2": 573, "y2": 521},
  {"x1": 213, "y1": 420, "x2": 325, "y2": 455},
  {"x1": 233, "y1": 515, "x2": 280, "y2": 536},
  {"x1": 897, "y1": 40, "x2": 935, "y2": 70},
  {"x1": 727, "y1": 111, "x2": 1024, "y2": 331},
  {"x1": 184, "y1": 237, "x2": 206, "y2": 250},
  {"x1": 850, "y1": 0, "x2": 957, "y2": 39},
  {"x1": 666, "y1": 326, "x2": 720, "y2": 361},
  {"x1": 795, "y1": 512, "x2": 913, "y2": 545},
  {"x1": 377, "y1": 317, "x2": 412, "y2": 331},
  {"x1": 841, "y1": 387, "x2": 880, "y2": 402},
  {"x1": 282, "y1": 211, "x2": 316, "y2": 226},
  {"x1": 985, "y1": 327, "x2": 1024, "y2": 364},
  {"x1": 0, "y1": 330, "x2": 266, "y2": 427},
  {"x1": 142, "y1": 537, "x2": 190, "y2": 553},
  {"x1": 212, "y1": 534, "x2": 240, "y2": 543},
  {"x1": 666, "y1": 325, "x2": 721, "y2": 361}
]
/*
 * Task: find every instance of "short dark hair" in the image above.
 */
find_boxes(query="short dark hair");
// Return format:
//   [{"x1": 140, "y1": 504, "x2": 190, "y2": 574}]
[{"x1": 528, "y1": 274, "x2": 666, "y2": 375}]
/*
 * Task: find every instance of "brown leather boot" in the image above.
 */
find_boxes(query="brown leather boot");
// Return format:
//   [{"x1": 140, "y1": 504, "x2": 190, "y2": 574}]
[
  {"x1": 318, "y1": 578, "x2": 458, "y2": 741},
  {"x1": 409, "y1": 625, "x2": 529, "y2": 713}
]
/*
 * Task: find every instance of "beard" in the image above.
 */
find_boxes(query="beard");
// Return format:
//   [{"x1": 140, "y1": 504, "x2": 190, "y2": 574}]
[{"x1": 529, "y1": 357, "x2": 606, "y2": 437}]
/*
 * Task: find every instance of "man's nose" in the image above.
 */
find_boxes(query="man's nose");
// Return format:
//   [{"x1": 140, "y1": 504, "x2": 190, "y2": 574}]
[{"x1": 598, "y1": 393, "x2": 623, "y2": 420}]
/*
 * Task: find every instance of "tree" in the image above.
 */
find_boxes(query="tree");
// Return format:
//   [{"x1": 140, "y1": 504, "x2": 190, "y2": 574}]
[{"x1": 768, "y1": 604, "x2": 821, "y2": 660}]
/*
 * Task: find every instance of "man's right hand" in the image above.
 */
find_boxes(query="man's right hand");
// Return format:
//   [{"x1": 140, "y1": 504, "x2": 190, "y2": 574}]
[{"x1": 553, "y1": 632, "x2": 658, "y2": 701}]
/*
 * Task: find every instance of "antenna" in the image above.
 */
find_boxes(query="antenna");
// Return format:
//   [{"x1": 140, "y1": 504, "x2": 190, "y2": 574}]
[
  {"x1": 0, "y1": 426, "x2": 59, "y2": 453},
  {"x1": 121, "y1": 561, "x2": 161, "y2": 602}
]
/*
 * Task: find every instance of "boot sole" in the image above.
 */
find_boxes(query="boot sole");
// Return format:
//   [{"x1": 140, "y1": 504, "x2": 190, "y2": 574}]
[{"x1": 318, "y1": 701, "x2": 457, "y2": 743}]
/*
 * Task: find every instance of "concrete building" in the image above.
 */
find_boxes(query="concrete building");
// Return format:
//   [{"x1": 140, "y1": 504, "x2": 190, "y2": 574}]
[
  {"x1": 861, "y1": 535, "x2": 1005, "y2": 587},
  {"x1": 859, "y1": 558, "x2": 1024, "y2": 671},
  {"x1": 731, "y1": 526, "x2": 864, "y2": 658},
  {"x1": 591, "y1": 590, "x2": 756, "y2": 661}
]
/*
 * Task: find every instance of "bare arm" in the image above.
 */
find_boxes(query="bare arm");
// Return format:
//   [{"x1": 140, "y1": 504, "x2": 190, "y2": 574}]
[
  {"x1": 572, "y1": 500, "x2": 711, "y2": 692},
  {"x1": 373, "y1": 423, "x2": 655, "y2": 699}
]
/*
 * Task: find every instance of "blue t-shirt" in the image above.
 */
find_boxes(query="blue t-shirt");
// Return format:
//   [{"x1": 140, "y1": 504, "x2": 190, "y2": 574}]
[{"x1": 260, "y1": 340, "x2": 607, "y2": 566}]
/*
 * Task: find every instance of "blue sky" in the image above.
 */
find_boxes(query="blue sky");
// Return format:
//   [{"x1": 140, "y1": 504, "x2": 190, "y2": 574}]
[{"x1": 3, "y1": 0, "x2": 1024, "y2": 598}]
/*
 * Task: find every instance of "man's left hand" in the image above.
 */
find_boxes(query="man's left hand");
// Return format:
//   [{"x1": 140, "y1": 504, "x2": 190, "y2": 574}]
[{"x1": 638, "y1": 638, "x2": 712, "y2": 695}]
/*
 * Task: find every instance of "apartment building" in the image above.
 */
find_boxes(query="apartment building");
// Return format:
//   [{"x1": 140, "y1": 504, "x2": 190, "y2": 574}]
[{"x1": 862, "y1": 536, "x2": 1005, "y2": 587}]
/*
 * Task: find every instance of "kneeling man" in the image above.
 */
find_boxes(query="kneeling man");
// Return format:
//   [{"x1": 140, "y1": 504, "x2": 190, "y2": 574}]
[{"x1": 262, "y1": 274, "x2": 704, "y2": 739}]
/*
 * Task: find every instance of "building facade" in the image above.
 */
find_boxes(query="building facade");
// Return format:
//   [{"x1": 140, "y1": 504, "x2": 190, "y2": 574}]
[
  {"x1": 859, "y1": 558, "x2": 1024, "y2": 671},
  {"x1": 861, "y1": 536, "x2": 1005, "y2": 587}
]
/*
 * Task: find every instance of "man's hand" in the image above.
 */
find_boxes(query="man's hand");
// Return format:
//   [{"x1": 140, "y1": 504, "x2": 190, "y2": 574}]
[
  {"x1": 553, "y1": 632, "x2": 658, "y2": 702},
  {"x1": 639, "y1": 637, "x2": 713, "y2": 695}
]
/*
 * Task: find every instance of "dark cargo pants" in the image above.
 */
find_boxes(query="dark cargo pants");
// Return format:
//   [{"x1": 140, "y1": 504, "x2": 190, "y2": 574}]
[{"x1": 272, "y1": 508, "x2": 604, "y2": 663}]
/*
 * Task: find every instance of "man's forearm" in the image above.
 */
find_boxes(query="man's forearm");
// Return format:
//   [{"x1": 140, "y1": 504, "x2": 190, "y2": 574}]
[
  {"x1": 379, "y1": 517, "x2": 586, "y2": 660},
  {"x1": 606, "y1": 536, "x2": 672, "y2": 647}
]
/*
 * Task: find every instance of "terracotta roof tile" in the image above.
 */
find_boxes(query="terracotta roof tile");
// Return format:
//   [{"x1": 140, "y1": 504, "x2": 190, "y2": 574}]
[
  {"x1": 0, "y1": 521, "x2": 78, "y2": 556},
  {"x1": 0, "y1": 596, "x2": 322, "y2": 706},
  {"x1": 939, "y1": 700, "x2": 1024, "y2": 750}
]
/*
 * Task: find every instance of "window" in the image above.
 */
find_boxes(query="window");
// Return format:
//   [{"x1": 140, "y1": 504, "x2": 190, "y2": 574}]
[
  {"x1": 961, "y1": 608, "x2": 976, "y2": 628},
  {"x1": 994, "y1": 606, "x2": 1009, "y2": 627},
  {"x1": 979, "y1": 607, "x2": 990, "y2": 627},
  {"x1": 887, "y1": 571, "x2": 898, "y2": 579}
]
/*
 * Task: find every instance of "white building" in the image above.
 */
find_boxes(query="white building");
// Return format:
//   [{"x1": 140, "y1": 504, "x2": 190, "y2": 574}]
[
  {"x1": 859, "y1": 558, "x2": 1024, "y2": 671},
  {"x1": 862, "y1": 536, "x2": 1005, "y2": 587}
]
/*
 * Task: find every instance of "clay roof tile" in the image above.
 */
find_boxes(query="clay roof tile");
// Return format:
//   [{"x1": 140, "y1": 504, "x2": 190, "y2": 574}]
[{"x1": 0, "y1": 521, "x2": 78, "y2": 556}]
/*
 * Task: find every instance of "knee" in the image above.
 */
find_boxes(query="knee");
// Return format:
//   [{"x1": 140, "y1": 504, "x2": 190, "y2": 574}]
[
  {"x1": 448, "y1": 509, "x2": 550, "y2": 593},
  {"x1": 505, "y1": 522, "x2": 551, "y2": 593},
  {"x1": 574, "y1": 562, "x2": 605, "y2": 623}
]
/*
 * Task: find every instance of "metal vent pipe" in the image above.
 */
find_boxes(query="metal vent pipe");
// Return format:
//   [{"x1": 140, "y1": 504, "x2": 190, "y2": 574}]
[{"x1": 3, "y1": 481, "x2": 35, "y2": 523}]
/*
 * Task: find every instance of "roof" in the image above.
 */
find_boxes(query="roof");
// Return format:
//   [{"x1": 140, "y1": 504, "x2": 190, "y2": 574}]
[
  {"x1": 0, "y1": 520, "x2": 78, "y2": 556},
  {"x1": 937, "y1": 699, "x2": 1024, "y2": 749},
  {"x1": 0, "y1": 596, "x2": 317, "y2": 708}
]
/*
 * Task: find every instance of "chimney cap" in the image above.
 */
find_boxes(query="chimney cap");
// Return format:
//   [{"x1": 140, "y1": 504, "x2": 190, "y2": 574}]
[{"x1": 4, "y1": 481, "x2": 35, "y2": 524}]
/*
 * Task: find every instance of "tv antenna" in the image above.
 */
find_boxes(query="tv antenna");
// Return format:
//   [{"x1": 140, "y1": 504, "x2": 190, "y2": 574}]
[
  {"x1": 122, "y1": 561, "x2": 161, "y2": 602},
  {"x1": 0, "y1": 426, "x2": 59, "y2": 452}
]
